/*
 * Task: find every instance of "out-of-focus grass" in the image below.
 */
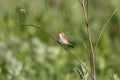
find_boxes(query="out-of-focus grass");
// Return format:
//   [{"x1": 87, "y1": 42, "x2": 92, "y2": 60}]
[{"x1": 0, "y1": 0, "x2": 120, "y2": 80}]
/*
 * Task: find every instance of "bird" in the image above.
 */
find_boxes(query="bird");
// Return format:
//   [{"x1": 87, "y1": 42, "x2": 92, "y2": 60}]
[
  {"x1": 19, "y1": 8, "x2": 26, "y2": 14},
  {"x1": 59, "y1": 32, "x2": 73, "y2": 48}
]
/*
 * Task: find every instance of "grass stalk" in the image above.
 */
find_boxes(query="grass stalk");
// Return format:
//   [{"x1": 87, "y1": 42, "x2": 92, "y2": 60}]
[
  {"x1": 95, "y1": 7, "x2": 119, "y2": 48},
  {"x1": 78, "y1": 0, "x2": 96, "y2": 79}
]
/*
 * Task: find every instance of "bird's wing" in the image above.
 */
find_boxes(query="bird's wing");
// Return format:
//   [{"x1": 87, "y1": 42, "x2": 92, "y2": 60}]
[{"x1": 62, "y1": 33, "x2": 70, "y2": 42}]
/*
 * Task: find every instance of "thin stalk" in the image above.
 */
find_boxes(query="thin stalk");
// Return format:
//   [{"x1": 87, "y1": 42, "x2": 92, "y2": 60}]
[
  {"x1": 79, "y1": 0, "x2": 96, "y2": 79},
  {"x1": 95, "y1": 7, "x2": 119, "y2": 48}
]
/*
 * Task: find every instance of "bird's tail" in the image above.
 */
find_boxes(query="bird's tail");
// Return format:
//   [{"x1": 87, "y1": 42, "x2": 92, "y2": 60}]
[{"x1": 69, "y1": 44, "x2": 74, "y2": 48}]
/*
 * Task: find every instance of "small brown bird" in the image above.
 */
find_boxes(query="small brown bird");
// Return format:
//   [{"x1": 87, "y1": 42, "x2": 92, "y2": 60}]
[
  {"x1": 59, "y1": 32, "x2": 73, "y2": 48},
  {"x1": 19, "y1": 8, "x2": 26, "y2": 14}
]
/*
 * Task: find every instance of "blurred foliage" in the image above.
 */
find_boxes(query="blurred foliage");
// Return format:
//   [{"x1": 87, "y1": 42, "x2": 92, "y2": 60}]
[{"x1": 0, "y1": 0, "x2": 120, "y2": 80}]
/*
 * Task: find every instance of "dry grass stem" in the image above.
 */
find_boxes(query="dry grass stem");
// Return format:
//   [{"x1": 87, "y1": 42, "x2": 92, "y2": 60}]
[
  {"x1": 95, "y1": 7, "x2": 119, "y2": 48},
  {"x1": 78, "y1": 0, "x2": 96, "y2": 79}
]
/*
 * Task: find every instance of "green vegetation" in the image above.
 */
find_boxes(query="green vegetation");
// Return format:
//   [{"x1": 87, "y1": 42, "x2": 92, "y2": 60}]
[{"x1": 0, "y1": 0, "x2": 120, "y2": 80}]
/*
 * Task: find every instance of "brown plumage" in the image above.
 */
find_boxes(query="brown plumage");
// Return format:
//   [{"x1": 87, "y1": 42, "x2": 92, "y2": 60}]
[{"x1": 59, "y1": 32, "x2": 73, "y2": 48}]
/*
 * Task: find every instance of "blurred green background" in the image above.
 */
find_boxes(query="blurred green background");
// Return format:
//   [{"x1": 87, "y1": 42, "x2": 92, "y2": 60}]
[{"x1": 0, "y1": 0, "x2": 120, "y2": 80}]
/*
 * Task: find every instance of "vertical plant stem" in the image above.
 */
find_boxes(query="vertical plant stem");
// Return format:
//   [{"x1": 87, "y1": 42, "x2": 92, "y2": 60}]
[
  {"x1": 87, "y1": 26, "x2": 96, "y2": 80},
  {"x1": 80, "y1": 0, "x2": 96, "y2": 79}
]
